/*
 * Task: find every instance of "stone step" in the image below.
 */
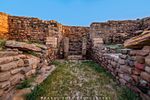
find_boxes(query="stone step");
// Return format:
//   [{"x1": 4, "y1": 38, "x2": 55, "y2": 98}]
[
  {"x1": 67, "y1": 55, "x2": 83, "y2": 60},
  {"x1": 0, "y1": 51, "x2": 19, "y2": 58}
]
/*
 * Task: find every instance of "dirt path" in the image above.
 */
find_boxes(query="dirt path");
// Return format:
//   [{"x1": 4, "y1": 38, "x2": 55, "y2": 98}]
[{"x1": 26, "y1": 60, "x2": 139, "y2": 100}]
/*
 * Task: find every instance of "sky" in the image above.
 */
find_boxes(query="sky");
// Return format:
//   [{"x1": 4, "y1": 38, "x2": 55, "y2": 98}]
[{"x1": 0, "y1": 0, "x2": 150, "y2": 26}]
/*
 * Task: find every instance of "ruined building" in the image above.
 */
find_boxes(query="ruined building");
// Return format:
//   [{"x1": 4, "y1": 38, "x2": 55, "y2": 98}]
[{"x1": 0, "y1": 12, "x2": 150, "y2": 100}]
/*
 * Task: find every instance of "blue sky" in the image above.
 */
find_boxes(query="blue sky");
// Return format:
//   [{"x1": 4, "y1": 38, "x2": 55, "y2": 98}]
[{"x1": 0, "y1": 0, "x2": 150, "y2": 26}]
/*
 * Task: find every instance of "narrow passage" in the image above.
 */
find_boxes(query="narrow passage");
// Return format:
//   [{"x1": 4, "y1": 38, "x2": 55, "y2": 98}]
[{"x1": 27, "y1": 60, "x2": 139, "y2": 100}]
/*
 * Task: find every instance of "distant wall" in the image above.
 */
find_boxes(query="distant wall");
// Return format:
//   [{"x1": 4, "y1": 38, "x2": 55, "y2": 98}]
[
  {"x1": 90, "y1": 19, "x2": 150, "y2": 44},
  {"x1": 62, "y1": 26, "x2": 90, "y2": 56},
  {"x1": 0, "y1": 12, "x2": 9, "y2": 39}
]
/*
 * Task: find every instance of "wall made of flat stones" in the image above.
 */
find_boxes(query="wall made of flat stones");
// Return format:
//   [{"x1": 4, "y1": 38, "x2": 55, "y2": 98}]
[
  {"x1": 0, "y1": 12, "x2": 9, "y2": 39},
  {"x1": 90, "y1": 19, "x2": 150, "y2": 44},
  {"x1": 61, "y1": 26, "x2": 90, "y2": 56},
  {"x1": 92, "y1": 45, "x2": 150, "y2": 100},
  {"x1": 8, "y1": 16, "x2": 62, "y2": 44}
]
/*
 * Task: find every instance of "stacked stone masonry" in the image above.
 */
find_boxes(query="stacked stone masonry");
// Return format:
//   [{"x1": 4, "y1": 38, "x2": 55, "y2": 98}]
[
  {"x1": 0, "y1": 41, "x2": 56, "y2": 100},
  {"x1": 0, "y1": 12, "x2": 150, "y2": 99},
  {"x1": 92, "y1": 45, "x2": 150, "y2": 100}
]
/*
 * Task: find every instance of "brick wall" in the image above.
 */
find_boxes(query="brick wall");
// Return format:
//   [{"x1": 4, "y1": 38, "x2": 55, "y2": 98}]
[
  {"x1": 92, "y1": 45, "x2": 150, "y2": 100},
  {"x1": 0, "y1": 12, "x2": 9, "y2": 39},
  {"x1": 90, "y1": 19, "x2": 150, "y2": 44},
  {"x1": 8, "y1": 16, "x2": 62, "y2": 44}
]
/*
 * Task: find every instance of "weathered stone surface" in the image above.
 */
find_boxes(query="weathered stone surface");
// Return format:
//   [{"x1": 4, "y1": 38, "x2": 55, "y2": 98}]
[
  {"x1": 120, "y1": 65, "x2": 132, "y2": 74},
  {"x1": 140, "y1": 72, "x2": 150, "y2": 82},
  {"x1": 26, "y1": 55, "x2": 40, "y2": 69},
  {"x1": 20, "y1": 67, "x2": 32, "y2": 74},
  {"x1": 17, "y1": 59, "x2": 24, "y2": 67},
  {"x1": 11, "y1": 67, "x2": 23, "y2": 74},
  {"x1": 0, "y1": 12, "x2": 9, "y2": 39},
  {"x1": 136, "y1": 50, "x2": 149, "y2": 56},
  {"x1": 132, "y1": 68, "x2": 141, "y2": 75},
  {"x1": 10, "y1": 73, "x2": 24, "y2": 85},
  {"x1": 119, "y1": 54, "x2": 127, "y2": 59},
  {"x1": 134, "y1": 62, "x2": 145, "y2": 70},
  {"x1": 5, "y1": 40, "x2": 42, "y2": 52},
  {"x1": 145, "y1": 66, "x2": 150, "y2": 73},
  {"x1": 118, "y1": 59, "x2": 126, "y2": 65},
  {"x1": 0, "y1": 89, "x2": 3, "y2": 96},
  {"x1": 131, "y1": 75, "x2": 139, "y2": 82},
  {"x1": 121, "y1": 49, "x2": 130, "y2": 54},
  {"x1": 0, "y1": 56, "x2": 14, "y2": 65},
  {"x1": 0, "y1": 81, "x2": 10, "y2": 89},
  {"x1": 129, "y1": 50, "x2": 137, "y2": 56},
  {"x1": 145, "y1": 55, "x2": 150, "y2": 66},
  {"x1": 119, "y1": 79, "x2": 127, "y2": 85},
  {"x1": 0, "y1": 61, "x2": 18, "y2": 71},
  {"x1": 135, "y1": 56, "x2": 145, "y2": 64},
  {"x1": 0, "y1": 51, "x2": 18, "y2": 58},
  {"x1": 124, "y1": 31, "x2": 150, "y2": 49},
  {"x1": 0, "y1": 72, "x2": 11, "y2": 82}
]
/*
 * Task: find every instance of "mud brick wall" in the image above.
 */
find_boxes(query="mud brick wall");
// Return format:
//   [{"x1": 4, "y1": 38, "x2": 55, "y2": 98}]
[
  {"x1": 0, "y1": 12, "x2": 9, "y2": 39},
  {"x1": 90, "y1": 20, "x2": 146, "y2": 44},
  {"x1": 8, "y1": 16, "x2": 62, "y2": 44},
  {"x1": 92, "y1": 46, "x2": 150, "y2": 100},
  {"x1": 0, "y1": 50, "x2": 40, "y2": 99},
  {"x1": 62, "y1": 26, "x2": 90, "y2": 55}
]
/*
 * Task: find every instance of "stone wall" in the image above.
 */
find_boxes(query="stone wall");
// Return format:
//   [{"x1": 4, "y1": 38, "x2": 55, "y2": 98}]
[
  {"x1": 0, "y1": 12, "x2": 9, "y2": 39},
  {"x1": 61, "y1": 26, "x2": 90, "y2": 58},
  {"x1": 92, "y1": 45, "x2": 150, "y2": 100},
  {"x1": 90, "y1": 18, "x2": 150, "y2": 44},
  {"x1": 8, "y1": 16, "x2": 62, "y2": 44},
  {"x1": 0, "y1": 50, "x2": 39, "y2": 99},
  {"x1": 0, "y1": 40, "x2": 56, "y2": 100}
]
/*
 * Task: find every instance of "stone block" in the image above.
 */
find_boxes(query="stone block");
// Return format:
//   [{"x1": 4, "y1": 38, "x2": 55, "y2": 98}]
[
  {"x1": 26, "y1": 55, "x2": 40, "y2": 69},
  {"x1": 145, "y1": 55, "x2": 150, "y2": 66},
  {"x1": 126, "y1": 59, "x2": 134, "y2": 67},
  {"x1": 25, "y1": 70, "x2": 33, "y2": 77},
  {"x1": 0, "y1": 89, "x2": 3, "y2": 97},
  {"x1": 0, "y1": 81, "x2": 10, "y2": 89},
  {"x1": 135, "y1": 56, "x2": 145, "y2": 64},
  {"x1": 17, "y1": 59, "x2": 24, "y2": 67},
  {"x1": 5, "y1": 40, "x2": 42, "y2": 52},
  {"x1": 132, "y1": 68, "x2": 141, "y2": 75},
  {"x1": 0, "y1": 61, "x2": 18, "y2": 71},
  {"x1": 10, "y1": 73, "x2": 24, "y2": 85},
  {"x1": 111, "y1": 61, "x2": 117, "y2": 67},
  {"x1": 145, "y1": 66, "x2": 150, "y2": 73},
  {"x1": 0, "y1": 72, "x2": 11, "y2": 82},
  {"x1": 129, "y1": 50, "x2": 137, "y2": 56},
  {"x1": 120, "y1": 65, "x2": 132, "y2": 74},
  {"x1": 131, "y1": 75, "x2": 139, "y2": 82},
  {"x1": 119, "y1": 79, "x2": 127, "y2": 85},
  {"x1": 0, "y1": 56, "x2": 14, "y2": 65},
  {"x1": 11, "y1": 67, "x2": 23, "y2": 74},
  {"x1": 20, "y1": 67, "x2": 32, "y2": 74},
  {"x1": 143, "y1": 46, "x2": 150, "y2": 51},
  {"x1": 121, "y1": 49, "x2": 130, "y2": 54},
  {"x1": 140, "y1": 72, "x2": 150, "y2": 82},
  {"x1": 119, "y1": 54, "x2": 127, "y2": 59},
  {"x1": 134, "y1": 62, "x2": 145, "y2": 70},
  {"x1": 136, "y1": 50, "x2": 149, "y2": 56},
  {"x1": 118, "y1": 59, "x2": 126, "y2": 65}
]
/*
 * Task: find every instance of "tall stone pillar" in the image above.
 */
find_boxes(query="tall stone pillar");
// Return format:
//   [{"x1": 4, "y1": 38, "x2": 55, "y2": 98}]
[
  {"x1": 64, "y1": 37, "x2": 69, "y2": 59},
  {"x1": 82, "y1": 37, "x2": 87, "y2": 56}
]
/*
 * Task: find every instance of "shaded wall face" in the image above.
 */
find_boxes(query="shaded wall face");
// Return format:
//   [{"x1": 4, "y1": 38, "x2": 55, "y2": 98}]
[
  {"x1": 0, "y1": 12, "x2": 9, "y2": 39},
  {"x1": 90, "y1": 21, "x2": 142, "y2": 44},
  {"x1": 62, "y1": 26, "x2": 90, "y2": 55}
]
